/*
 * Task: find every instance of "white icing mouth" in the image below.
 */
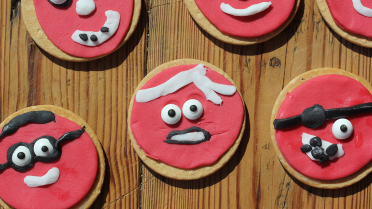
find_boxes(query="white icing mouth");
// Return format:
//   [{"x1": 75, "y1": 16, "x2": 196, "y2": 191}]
[
  {"x1": 302, "y1": 133, "x2": 344, "y2": 161},
  {"x1": 352, "y1": 0, "x2": 372, "y2": 17},
  {"x1": 170, "y1": 132, "x2": 205, "y2": 142},
  {"x1": 71, "y1": 10, "x2": 120, "y2": 46},
  {"x1": 24, "y1": 167, "x2": 60, "y2": 188},
  {"x1": 220, "y1": 2, "x2": 272, "y2": 17}
]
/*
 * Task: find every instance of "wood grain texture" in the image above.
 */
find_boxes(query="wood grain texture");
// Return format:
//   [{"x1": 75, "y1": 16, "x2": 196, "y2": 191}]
[
  {"x1": 0, "y1": 0, "x2": 147, "y2": 208},
  {"x1": 3, "y1": 0, "x2": 372, "y2": 208}
]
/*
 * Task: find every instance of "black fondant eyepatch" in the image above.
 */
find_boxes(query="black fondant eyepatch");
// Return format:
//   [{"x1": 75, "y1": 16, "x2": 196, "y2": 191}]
[{"x1": 274, "y1": 102, "x2": 372, "y2": 130}]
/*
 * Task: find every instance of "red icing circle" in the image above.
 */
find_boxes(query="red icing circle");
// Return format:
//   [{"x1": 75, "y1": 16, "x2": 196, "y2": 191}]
[
  {"x1": 33, "y1": 0, "x2": 133, "y2": 58},
  {"x1": 0, "y1": 115, "x2": 98, "y2": 209},
  {"x1": 275, "y1": 74, "x2": 372, "y2": 180},
  {"x1": 194, "y1": 0, "x2": 296, "y2": 38},
  {"x1": 326, "y1": 0, "x2": 372, "y2": 38},
  {"x1": 130, "y1": 65, "x2": 244, "y2": 169}
]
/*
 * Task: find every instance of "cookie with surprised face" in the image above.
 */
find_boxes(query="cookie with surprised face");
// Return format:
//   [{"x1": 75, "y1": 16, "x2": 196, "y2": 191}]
[
  {"x1": 184, "y1": 0, "x2": 300, "y2": 45},
  {"x1": 271, "y1": 69, "x2": 372, "y2": 189},
  {"x1": 22, "y1": 0, "x2": 141, "y2": 61},
  {"x1": 0, "y1": 106, "x2": 105, "y2": 209},
  {"x1": 128, "y1": 60, "x2": 245, "y2": 180},
  {"x1": 317, "y1": 0, "x2": 372, "y2": 47}
]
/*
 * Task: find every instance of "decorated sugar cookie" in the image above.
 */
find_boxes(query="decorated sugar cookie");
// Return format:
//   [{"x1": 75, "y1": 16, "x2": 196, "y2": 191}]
[
  {"x1": 183, "y1": 0, "x2": 300, "y2": 45},
  {"x1": 271, "y1": 69, "x2": 372, "y2": 188},
  {"x1": 0, "y1": 106, "x2": 105, "y2": 208},
  {"x1": 128, "y1": 59, "x2": 245, "y2": 180},
  {"x1": 317, "y1": 0, "x2": 372, "y2": 47},
  {"x1": 21, "y1": 0, "x2": 141, "y2": 61}
]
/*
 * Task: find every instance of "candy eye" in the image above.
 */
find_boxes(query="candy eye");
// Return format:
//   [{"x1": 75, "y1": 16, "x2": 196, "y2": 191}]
[
  {"x1": 48, "y1": 0, "x2": 72, "y2": 7},
  {"x1": 12, "y1": 146, "x2": 32, "y2": 167},
  {"x1": 182, "y1": 99, "x2": 203, "y2": 120},
  {"x1": 34, "y1": 138, "x2": 54, "y2": 157},
  {"x1": 332, "y1": 118, "x2": 353, "y2": 140},
  {"x1": 161, "y1": 104, "x2": 181, "y2": 124}
]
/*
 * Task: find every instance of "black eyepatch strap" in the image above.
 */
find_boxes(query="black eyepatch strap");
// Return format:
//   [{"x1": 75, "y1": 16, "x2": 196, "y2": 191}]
[
  {"x1": 274, "y1": 102, "x2": 372, "y2": 130},
  {"x1": 0, "y1": 111, "x2": 56, "y2": 139}
]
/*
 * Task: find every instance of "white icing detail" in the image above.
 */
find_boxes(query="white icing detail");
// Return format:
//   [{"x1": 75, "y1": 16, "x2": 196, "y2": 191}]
[
  {"x1": 220, "y1": 2, "x2": 272, "y2": 17},
  {"x1": 182, "y1": 99, "x2": 203, "y2": 120},
  {"x1": 302, "y1": 133, "x2": 344, "y2": 161},
  {"x1": 332, "y1": 118, "x2": 353, "y2": 140},
  {"x1": 76, "y1": 0, "x2": 96, "y2": 16},
  {"x1": 50, "y1": 0, "x2": 68, "y2": 5},
  {"x1": 34, "y1": 138, "x2": 54, "y2": 157},
  {"x1": 161, "y1": 104, "x2": 182, "y2": 124},
  {"x1": 24, "y1": 167, "x2": 60, "y2": 188},
  {"x1": 171, "y1": 132, "x2": 205, "y2": 142},
  {"x1": 136, "y1": 64, "x2": 237, "y2": 105},
  {"x1": 352, "y1": 0, "x2": 372, "y2": 17},
  {"x1": 71, "y1": 10, "x2": 120, "y2": 46},
  {"x1": 12, "y1": 146, "x2": 32, "y2": 167}
]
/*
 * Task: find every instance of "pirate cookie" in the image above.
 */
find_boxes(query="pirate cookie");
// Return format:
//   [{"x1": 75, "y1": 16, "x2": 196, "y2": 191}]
[
  {"x1": 22, "y1": 0, "x2": 141, "y2": 61},
  {"x1": 271, "y1": 69, "x2": 372, "y2": 188},
  {"x1": 0, "y1": 106, "x2": 105, "y2": 208},
  {"x1": 128, "y1": 59, "x2": 245, "y2": 180},
  {"x1": 317, "y1": 0, "x2": 372, "y2": 47},
  {"x1": 184, "y1": 0, "x2": 300, "y2": 45}
]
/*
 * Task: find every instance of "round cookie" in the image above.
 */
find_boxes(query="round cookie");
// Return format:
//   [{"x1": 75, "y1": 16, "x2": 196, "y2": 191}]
[
  {"x1": 22, "y1": 0, "x2": 141, "y2": 62},
  {"x1": 271, "y1": 69, "x2": 372, "y2": 189},
  {"x1": 184, "y1": 0, "x2": 300, "y2": 45},
  {"x1": 128, "y1": 59, "x2": 246, "y2": 180},
  {"x1": 317, "y1": 0, "x2": 372, "y2": 47},
  {"x1": 0, "y1": 105, "x2": 105, "y2": 208}
]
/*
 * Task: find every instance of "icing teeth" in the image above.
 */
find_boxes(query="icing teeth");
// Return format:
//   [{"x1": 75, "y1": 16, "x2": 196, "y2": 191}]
[
  {"x1": 79, "y1": 34, "x2": 88, "y2": 41},
  {"x1": 101, "y1": 27, "x2": 109, "y2": 32},
  {"x1": 90, "y1": 35, "x2": 98, "y2": 42}
]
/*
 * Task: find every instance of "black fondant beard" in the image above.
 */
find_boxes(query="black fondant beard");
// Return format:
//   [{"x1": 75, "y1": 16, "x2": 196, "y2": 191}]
[
  {"x1": 274, "y1": 102, "x2": 372, "y2": 130},
  {"x1": 0, "y1": 111, "x2": 56, "y2": 139},
  {"x1": 164, "y1": 126, "x2": 211, "y2": 144},
  {"x1": 0, "y1": 127, "x2": 85, "y2": 172}
]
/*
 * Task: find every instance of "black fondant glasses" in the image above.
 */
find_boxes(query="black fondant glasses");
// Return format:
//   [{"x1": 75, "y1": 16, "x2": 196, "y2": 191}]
[{"x1": 0, "y1": 127, "x2": 85, "y2": 172}]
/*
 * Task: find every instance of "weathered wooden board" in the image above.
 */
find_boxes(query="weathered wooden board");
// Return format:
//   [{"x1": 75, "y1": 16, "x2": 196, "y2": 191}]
[{"x1": 2, "y1": 0, "x2": 372, "y2": 208}]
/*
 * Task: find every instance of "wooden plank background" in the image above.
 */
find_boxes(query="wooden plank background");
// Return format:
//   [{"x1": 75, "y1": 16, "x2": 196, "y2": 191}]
[{"x1": 2, "y1": 0, "x2": 372, "y2": 208}]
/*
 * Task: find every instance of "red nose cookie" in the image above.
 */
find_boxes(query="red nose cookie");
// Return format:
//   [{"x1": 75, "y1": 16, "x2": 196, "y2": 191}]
[
  {"x1": 22, "y1": 0, "x2": 141, "y2": 61},
  {"x1": 184, "y1": 0, "x2": 300, "y2": 45},
  {"x1": 271, "y1": 69, "x2": 372, "y2": 189},
  {"x1": 317, "y1": 0, "x2": 372, "y2": 47},
  {"x1": 128, "y1": 59, "x2": 245, "y2": 180},
  {"x1": 0, "y1": 106, "x2": 105, "y2": 209}
]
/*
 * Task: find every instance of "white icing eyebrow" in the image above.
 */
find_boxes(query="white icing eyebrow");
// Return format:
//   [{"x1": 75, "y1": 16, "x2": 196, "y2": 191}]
[
  {"x1": 136, "y1": 64, "x2": 237, "y2": 104},
  {"x1": 220, "y1": 2, "x2": 272, "y2": 17},
  {"x1": 352, "y1": 0, "x2": 372, "y2": 17}
]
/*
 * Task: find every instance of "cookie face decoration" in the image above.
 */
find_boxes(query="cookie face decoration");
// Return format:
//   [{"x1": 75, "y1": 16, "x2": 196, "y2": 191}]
[
  {"x1": 22, "y1": 0, "x2": 140, "y2": 61},
  {"x1": 271, "y1": 69, "x2": 372, "y2": 188},
  {"x1": 324, "y1": 0, "x2": 372, "y2": 38},
  {"x1": 0, "y1": 107, "x2": 103, "y2": 209},
  {"x1": 129, "y1": 60, "x2": 245, "y2": 179},
  {"x1": 184, "y1": 0, "x2": 299, "y2": 44}
]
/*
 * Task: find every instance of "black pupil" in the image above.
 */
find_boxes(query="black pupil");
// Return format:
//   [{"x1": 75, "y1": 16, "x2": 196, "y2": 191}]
[
  {"x1": 190, "y1": 105, "x2": 197, "y2": 112},
  {"x1": 17, "y1": 152, "x2": 25, "y2": 159},
  {"x1": 42, "y1": 146, "x2": 49, "y2": 152},
  {"x1": 168, "y1": 109, "x2": 176, "y2": 117},
  {"x1": 340, "y1": 124, "x2": 348, "y2": 132}
]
